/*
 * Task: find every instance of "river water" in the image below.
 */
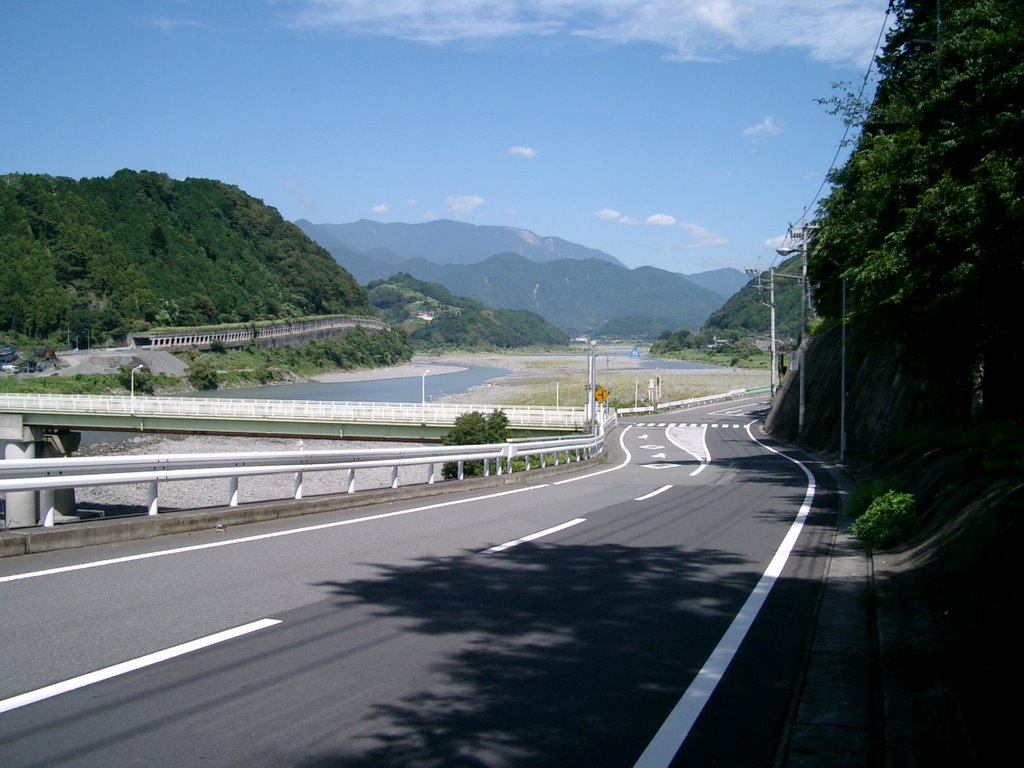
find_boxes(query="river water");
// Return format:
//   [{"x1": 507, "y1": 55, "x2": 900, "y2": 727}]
[{"x1": 195, "y1": 363, "x2": 510, "y2": 403}]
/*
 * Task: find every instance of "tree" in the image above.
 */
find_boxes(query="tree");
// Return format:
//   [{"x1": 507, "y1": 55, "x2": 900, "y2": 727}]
[
  {"x1": 187, "y1": 356, "x2": 220, "y2": 390},
  {"x1": 811, "y1": 0, "x2": 1024, "y2": 419},
  {"x1": 441, "y1": 410, "x2": 509, "y2": 478}
]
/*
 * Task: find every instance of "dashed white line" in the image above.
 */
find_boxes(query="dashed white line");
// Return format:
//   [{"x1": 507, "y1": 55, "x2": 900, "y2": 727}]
[
  {"x1": 0, "y1": 619, "x2": 282, "y2": 715},
  {"x1": 634, "y1": 485, "x2": 673, "y2": 501},
  {"x1": 480, "y1": 518, "x2": 587, "y2": 554}
]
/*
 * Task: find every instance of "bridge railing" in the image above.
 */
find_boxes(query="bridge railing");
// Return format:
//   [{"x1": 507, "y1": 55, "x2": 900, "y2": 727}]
[
  {"x1": 0, "y1": 393, "x2": 587, "y2": 429},
  {"x1": 0, "y1": 424, "x2": 613, "y2": 528},
  {"x1": 615, "y1": 386, "x2": 770, "y2": 415}
]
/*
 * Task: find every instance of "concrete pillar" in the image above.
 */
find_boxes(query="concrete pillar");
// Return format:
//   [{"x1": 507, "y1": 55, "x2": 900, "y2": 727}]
[
  {"x1": 2, "y1": 415, "x2": 45, "y2": 528},
  {"x1": 41, "y1": 432, "x2": 81, "y2": 519}
]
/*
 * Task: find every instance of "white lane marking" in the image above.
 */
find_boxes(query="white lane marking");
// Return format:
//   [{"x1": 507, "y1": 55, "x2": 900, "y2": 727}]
[
  {"x1": 0, "y1": 619, "x2": 282, "y2": 715},
  {"x1": 0, "y1": 485, "x2": 549, "y2": 584},
  {"x1": 480, "y1": 518, "x2": 587, "y2": 554},
  {"x1": 634, "y1": 485, "x2": 673, "y2": 502},
  {"x1": 552, "y1": 427, "x2": 633, "y2": 485},
  {"x1": 665, "y1": 424, "x2": 710, "y2": 477},
  {"x1": 632, "y1": 421, "x2": 816, "y2": 768}
]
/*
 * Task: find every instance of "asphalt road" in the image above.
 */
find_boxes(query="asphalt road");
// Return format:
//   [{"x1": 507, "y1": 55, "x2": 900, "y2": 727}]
[{"x1": 0, "y1": 396, "x2": 838, "y2": 767}]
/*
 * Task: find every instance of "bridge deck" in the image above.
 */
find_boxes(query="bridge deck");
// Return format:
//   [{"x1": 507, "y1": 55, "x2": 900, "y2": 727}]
[{"x1": 0, "y1": 394, "x2": 588, "y2": 442}]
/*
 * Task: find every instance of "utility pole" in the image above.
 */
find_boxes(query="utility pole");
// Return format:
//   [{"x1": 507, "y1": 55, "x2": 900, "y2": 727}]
[
  {"x1": 746, "y1": 267, "x2": 777, "y2": 395},
  {"x1": 777, "y1": 210, "x2": 815, "y2": 434}
]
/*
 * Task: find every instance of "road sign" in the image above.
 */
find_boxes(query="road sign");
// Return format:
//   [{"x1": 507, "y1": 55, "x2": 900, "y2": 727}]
[{"x1": 594, "y1": 386, "x2": 609, "y2": 403}]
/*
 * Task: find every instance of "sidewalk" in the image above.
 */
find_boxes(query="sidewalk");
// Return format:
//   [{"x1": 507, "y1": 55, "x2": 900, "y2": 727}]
[{"x1": 777, "y1": 464, "x2": 880, "y2": 767}]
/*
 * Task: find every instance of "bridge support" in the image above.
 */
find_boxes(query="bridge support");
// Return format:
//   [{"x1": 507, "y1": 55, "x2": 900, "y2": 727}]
[{"x1": 2, "y1": 416, "x2": 80, "y2": 528}]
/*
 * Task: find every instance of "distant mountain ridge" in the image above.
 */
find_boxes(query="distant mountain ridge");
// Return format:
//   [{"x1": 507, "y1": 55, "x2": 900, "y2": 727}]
[
  {"x1": 297, "y1": 218, "x2": 749, "y2": 336},
  {"x1": 299, "y1": 219, "x2": 626, "y2": 269}
]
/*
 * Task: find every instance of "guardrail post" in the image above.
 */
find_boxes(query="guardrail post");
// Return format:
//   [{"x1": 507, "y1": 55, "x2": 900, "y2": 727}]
[
  {"x1": 427, "y1": 463, "x2": 435, "y2": 484},
  {"x1": 483, "y1": 458, "x2": 490, "y2": 477},
  {"x1": 147, "y1": 481, "x2": 158, "y2": 516},
  {"x1": 390, "y1": 465, "x2": 399, "y2": 489},
  {"x1": 346, "y1": 469, "x2": 356, "y2": 494},
  {"x1": 40, "y1": 489, "x2": 55, "y2": 527},
  {"x1": 293, "y1": 471, "x2": 303, "y2": 500},
  {"x1": 228, "y1": 476, "x2": 239, "y2": 507},
  {"x1": 457, "y1": 460, "x2": 464, "y2": 480}
]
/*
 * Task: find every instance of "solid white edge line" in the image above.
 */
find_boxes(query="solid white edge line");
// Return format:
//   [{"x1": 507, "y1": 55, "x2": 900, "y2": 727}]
[
  {"x1": 480, "y1": 517, "x2": 587, "y2": 554},
  {"x1": 634, "y1": 485, "x2": 673, "y2": 502},
  {"x1": 0, "y1": 485, "x2": 549, "y2": 584},
  {"x1": 0, "y1": 618, "x2": 282, "y2": 715},
  {"x1": 632, "y1": 421, "x2": 816, "y2": 768}
]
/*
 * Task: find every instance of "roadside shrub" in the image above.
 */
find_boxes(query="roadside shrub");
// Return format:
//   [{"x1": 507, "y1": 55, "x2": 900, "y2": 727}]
[
  {"x1": 442, "y1": 410, "x2": 508, "y2": 479},
  {"x1": 851, "y1": 490, "x2": 917, "y2": 550}
]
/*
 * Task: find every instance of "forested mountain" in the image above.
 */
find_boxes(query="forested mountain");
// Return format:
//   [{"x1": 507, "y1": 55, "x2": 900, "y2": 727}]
[
  {"x1": 299, "y1": 218, "x2": 744, "y2": 337},
  {"x1": 368, "y1": 273, "x2": 568, "y2": 349},
  {"x1": 0, "y1": 171, "x2": 371, "y2": 347},
  {"x1": 362, "y1": 253, "x2": 724, "y2": 336}
]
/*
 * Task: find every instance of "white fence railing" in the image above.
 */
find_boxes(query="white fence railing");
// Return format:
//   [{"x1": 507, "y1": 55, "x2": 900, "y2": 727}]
[
  {"x1": 0, "y1": 425, "x2": 613, "y2": 528},
  {"x1": 0, "y1": 393, "x2": 587, "y2": 429},
  {"x1": 615, "y1": 386, "x2": 770, "y2": 415}
]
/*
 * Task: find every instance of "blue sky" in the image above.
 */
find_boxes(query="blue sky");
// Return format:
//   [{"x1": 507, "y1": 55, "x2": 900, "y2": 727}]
[{"x1": 3, "y1": 1, "x2": 890, "y2": 275}]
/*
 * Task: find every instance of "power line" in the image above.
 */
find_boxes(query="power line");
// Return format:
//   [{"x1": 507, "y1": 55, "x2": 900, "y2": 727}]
[{"x1": 797, "y1": 3, "x2": 893, "y2": 226}]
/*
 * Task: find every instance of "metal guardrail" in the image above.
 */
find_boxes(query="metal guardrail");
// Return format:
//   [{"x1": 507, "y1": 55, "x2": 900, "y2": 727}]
[
  {"x1": 0, "y1": 427, "x2": 612, "y2": 528},
  {"x1": 0, "y1": 393, "x2": 587, "y2": 429}
]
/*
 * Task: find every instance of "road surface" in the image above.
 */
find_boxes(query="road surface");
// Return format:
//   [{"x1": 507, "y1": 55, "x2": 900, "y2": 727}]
[{"x1": 0, "y1": 396, "x2": 838, "y2": 766}]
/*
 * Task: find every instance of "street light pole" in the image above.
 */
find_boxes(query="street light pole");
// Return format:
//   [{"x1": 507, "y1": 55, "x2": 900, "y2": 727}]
[
  {"x1": 130, "y1": 364, "x2": 145, "y2": 416},
  {"x1": 839, "y1": 272, "x2": 847, "y2": 462},
  {"x1": 589, "y1": 341, "x2": 597, "y2": 435},
  {"x1": 421, "y1": 369, "x2": 430, "y2": 423}
]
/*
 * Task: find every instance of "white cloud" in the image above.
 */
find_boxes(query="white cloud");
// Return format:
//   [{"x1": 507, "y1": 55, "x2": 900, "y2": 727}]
[
  {"x1": 405, "y1": 198, "x2": 419, "y2": 206},
  {"x1": 596, "y1": 208, "x2": 640, "y2": 225},
  {"x1": 507, "y1": 146, "x2": 537, "y2": 159},
  {"x1": 285, "y1": 1, "x2": 889, "y2": 68},
  {"x1": 445, "y1": 194, "x2": 486, "y2": 216},
  {"x1": 679, "y1": 221, "x2": 728, "y2": 247},
  {"x1": 743, "y1": 115, "x2": 782, "y2": 142},
  {"x1": 372, "y1": 203, "x2": 389, "y2": 215},
  {"x1": 645, "y1": 213, "x2": 678, "y2": 226}
]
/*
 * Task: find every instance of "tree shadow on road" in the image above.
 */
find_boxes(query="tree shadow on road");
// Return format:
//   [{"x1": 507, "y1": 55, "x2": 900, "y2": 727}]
[{"x1": 298, "y1": 541, "x2": 760, "y2": 768}]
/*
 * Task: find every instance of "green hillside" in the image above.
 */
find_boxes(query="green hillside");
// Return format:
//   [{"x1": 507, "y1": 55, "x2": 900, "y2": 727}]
[
  {"x1": 0, "y1": 171, "x2": 371, "y2": 347},
  {"x1": 703, "y1": 253, "x2": 804, "y2": 340},
  {"x1": 368, "y1": 273, "x2": 568, "y2": 349}
]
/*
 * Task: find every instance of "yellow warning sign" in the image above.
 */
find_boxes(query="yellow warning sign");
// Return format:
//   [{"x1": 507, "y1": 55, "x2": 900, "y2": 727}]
[{"x1": 594, "y1": 386, "x2": 609, "y2": 403}]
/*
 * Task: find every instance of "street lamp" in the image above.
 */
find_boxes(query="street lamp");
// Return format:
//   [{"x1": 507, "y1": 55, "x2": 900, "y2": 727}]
[
  {"x1": 130, "y1": 364, "x2": 145, "y2": 415},
  {"x1": 421, "y1": 369, "x2": 430, "y2": 423}
]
